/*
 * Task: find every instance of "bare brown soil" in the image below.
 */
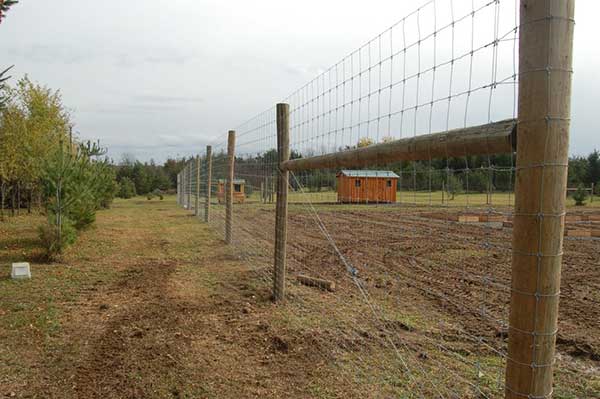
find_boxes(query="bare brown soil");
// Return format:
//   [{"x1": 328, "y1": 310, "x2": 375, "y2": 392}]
[{"x1": 231, "y1": 203, "x2": 600, "y2": 397}]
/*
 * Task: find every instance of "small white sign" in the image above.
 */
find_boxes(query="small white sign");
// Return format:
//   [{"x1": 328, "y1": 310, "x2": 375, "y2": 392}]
[{"x1": 11, "y1": 262, "x2": 31, "y2": 279}]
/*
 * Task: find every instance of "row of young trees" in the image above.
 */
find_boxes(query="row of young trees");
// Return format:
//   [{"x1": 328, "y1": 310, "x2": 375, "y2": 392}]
[
  {"x1": 567, "y1": 150, "x2": 600, "y2": 205},
  {"x1": 0, "y1": 73, "x2": 119, "y2": 258},
  {"x1": 1, "y1": 76, "x2": 73, "y2": 216},
  {"x1": 568, "y1": 150, "x2": 600, "y2": 191}
]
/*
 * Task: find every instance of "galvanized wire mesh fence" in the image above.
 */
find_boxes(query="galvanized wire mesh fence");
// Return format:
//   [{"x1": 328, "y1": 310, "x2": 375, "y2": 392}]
[{"x1": 175, "y1": 1, "x2": 591, "y2": 397}]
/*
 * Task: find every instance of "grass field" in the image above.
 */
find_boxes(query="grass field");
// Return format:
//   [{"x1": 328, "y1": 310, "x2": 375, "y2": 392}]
[{"x1": 1, "y1": 197, "x2": 598, "y2": 398}]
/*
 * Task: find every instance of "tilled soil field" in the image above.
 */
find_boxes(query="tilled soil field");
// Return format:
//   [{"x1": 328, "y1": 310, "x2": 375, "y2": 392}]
[{"x1": 230, "y1": 203, "x2": 600, "y2": 395}]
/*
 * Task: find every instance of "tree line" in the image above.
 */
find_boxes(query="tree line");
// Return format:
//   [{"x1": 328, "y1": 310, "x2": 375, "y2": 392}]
[
  {"x1": 568, "y1": 150, "x2": 600, "y2": 190},
  {"x1": 90, "y1": 142, "x2": 600, "y2": 204},
  {"x1": 112, "y1": 156, "x2": 186, "y2": 199}
]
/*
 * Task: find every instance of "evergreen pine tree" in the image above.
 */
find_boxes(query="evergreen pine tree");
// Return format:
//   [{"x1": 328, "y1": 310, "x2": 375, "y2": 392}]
[
  {"x1": 0, "y1": 65, "x2": 13, "y2": 112},
  {"x1": 572, "y1": 184, "x2": 588, "y2": 207},
  {"x1": 0, "y1": 0, "x2": 19, "y2": 24}
]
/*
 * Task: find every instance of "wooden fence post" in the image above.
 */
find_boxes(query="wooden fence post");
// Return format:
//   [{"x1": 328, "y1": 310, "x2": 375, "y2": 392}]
[
  {"x1": 177, "y1": 171, "x2": 183, "y2": 206},
  {"x1": 182, "y1": 165, "x2": 187, "y2": 209},
  {"x1": 487, "y1": 167, "x2": 493, "y2": 205},
  {"x1": 273, "y1": 103, "x2": 290, "y2": 302},
  {"x1": 441, "y1": 181, "x2": 445, "y2": 205},
  {"x1": 177, "y1": 173, "x2": 181, "y2": 206},
  {"x1": 195, "y1": 155, "x2": 201, "y2": 216},
  {"x1": 187, "y1": 161, "x2": 192, "y2": 211},
  {"x1": 591, "y1": 183, "x2": 595, "y2": 203},
  {"x1": 186, "y1": 163, "x2": 191, "y2": 209},
  {"x1": 225, "y1": 131, "x2": 235, "y2": 244},
  {"x1": 505, "y1": 1, "x2": 574, "y2": 398},
  {"x1": 205, "y1": 146, "x2": 212, "y2": 223},
  {"x1": 181, "y1": 166, "x2": 184, "y2": 208}
]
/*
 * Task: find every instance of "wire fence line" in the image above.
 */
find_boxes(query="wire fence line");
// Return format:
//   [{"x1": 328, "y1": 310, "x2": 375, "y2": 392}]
[{"x1": 174, "y1": 1, "x2": 590, "y2": 398}]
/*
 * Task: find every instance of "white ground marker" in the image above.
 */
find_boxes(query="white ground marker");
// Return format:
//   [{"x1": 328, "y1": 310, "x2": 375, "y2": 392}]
[{"x1": 11, "y1": 262, "x2": 31, "y2": 279}]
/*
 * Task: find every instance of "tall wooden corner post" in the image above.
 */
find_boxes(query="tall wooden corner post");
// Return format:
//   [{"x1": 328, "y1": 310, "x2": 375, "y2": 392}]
[
  {"x1": 273, "y1": 103, "x2": 290, "y2": 302},
  {"x1": 205, "y1": 145, "x2": 212, "y2": 223},
  {"x1": 505, "y1": 1, "x2": 574, "y2": 398},
  {"x1": 195, "y1": 155, "x2": 201, "y2": 217},
  {"x1": 225, "y1": 131, "x2": 235, "y2": 244}
]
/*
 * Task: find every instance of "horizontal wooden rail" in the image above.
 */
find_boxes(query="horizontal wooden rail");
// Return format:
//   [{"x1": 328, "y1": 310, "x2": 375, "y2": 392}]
[{"x1": 281, "y1": 119, "x2": 517, "y2": 172}]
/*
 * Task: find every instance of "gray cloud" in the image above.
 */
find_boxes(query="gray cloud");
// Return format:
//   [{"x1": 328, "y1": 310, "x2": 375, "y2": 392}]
[
  {"x1": 7, "y1": 45, "x2": 93, "y2": 65},
  {"x1": 133, "y1": 95, "x2": 204, "y2": 104},
  {"x1": 282, "y1": 63, "x2": 326, "y2": 77},
  {"x1": 114, "y1": 50, "x2": 195, "y2": 69},
  {"x1": 75, "y1": 104, "x2": 187, "y2": 114},
  {"x1": 7, "y1": 43, "x2": 196, "y2": 70}
]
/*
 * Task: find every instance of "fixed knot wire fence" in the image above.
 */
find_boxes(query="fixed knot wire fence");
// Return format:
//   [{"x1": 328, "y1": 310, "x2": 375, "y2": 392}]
[{"x1": 175, "y1": 0, "x2": 592, "y2": 398}]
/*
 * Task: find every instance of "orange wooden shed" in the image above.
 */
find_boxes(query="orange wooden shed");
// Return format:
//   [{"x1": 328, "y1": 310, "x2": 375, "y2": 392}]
[{"x1": 336, "y1": 170, "x2": 398, "y2": 203}]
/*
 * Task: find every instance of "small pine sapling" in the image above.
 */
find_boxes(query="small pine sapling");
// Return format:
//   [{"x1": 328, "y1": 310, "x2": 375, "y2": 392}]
[{"x1": 572, "y1": 184, "x2": 588, "y2": 206}]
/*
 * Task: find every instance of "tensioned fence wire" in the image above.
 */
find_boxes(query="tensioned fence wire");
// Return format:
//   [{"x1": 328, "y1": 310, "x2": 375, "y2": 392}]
[
  {"x1": 177, "y1": 0, "x2": 595, "y2": 397},
  {"x1": 201, "y1": 113, "x2": 436, "y2": 397}
]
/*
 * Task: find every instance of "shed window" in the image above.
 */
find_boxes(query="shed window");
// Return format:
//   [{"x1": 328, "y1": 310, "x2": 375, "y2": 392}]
[
  {"x1": 234, "y1": 184, "x2": 242, "y2": 192},
  {"x1": 386, "y1": 180, "x2": 392, "y2": 188},
  {"x1": 355, "y1": 179, "x2": 361, "y2": 188}
]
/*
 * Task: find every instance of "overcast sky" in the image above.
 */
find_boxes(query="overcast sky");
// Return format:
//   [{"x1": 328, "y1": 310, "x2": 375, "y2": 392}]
[{"x1": 0, "y1": 0, "x2": 597, "y2": 162}]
